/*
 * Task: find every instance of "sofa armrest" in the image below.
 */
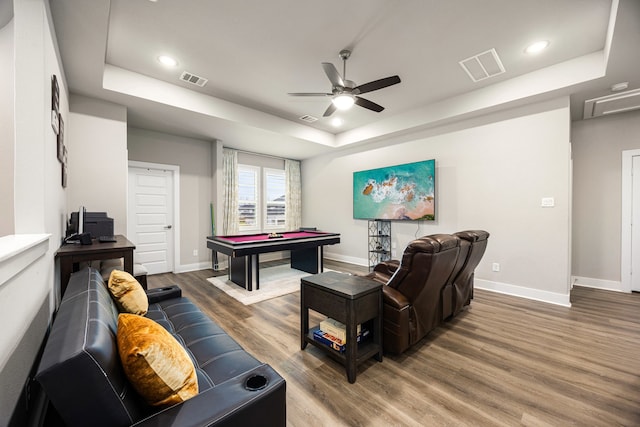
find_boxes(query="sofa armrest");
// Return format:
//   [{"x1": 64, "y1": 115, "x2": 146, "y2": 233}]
[
  {"x1": 132, "y1": 364, "x2": 286, "y2": 427},
  {"x1": 146, "y1": 285, "x2": 182, "y2": 304}
]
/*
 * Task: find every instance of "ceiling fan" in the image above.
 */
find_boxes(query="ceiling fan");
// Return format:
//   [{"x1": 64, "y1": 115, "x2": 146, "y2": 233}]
[{"x1": 288, "y1": 49, "x2": 401, "y2": 117}]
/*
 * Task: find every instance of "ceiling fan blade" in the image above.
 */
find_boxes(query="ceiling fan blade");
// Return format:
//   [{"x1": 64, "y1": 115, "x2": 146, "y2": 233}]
[
  {"x1": 321, "y1": 62, "x2": 345, "y2": 88},
  {"x1": 355, "y1": 96, "x2": 384, "y2": 112},
  {"x1": 288, "y1": 92, "x2": 332, "y2": 96},
  {"x1": 354, "y1": 75, "x2": 401, "y2": 95},
  {"x1": 323, "y1": 103, "x2": 337, "y2": 117}
]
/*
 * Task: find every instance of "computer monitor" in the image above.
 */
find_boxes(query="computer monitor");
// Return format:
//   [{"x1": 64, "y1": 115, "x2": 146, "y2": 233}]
[
  {"x1": 68, "y1": 206, "x2": 86, "y2": 236},
  {"x1": 78, "y1": 206, "x2": 85, "y2": 235}
]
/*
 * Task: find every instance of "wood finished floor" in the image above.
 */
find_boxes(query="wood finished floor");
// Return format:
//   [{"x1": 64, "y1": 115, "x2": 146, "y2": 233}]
[{"x1": 149, "y1": 261, "x2": 640, "y2": 426}]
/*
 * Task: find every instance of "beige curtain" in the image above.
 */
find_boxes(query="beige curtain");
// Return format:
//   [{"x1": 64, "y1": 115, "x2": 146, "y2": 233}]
[
  {"x1": 285, "y1": 159, "x2": 301, "y2": 231},
  {"x1": 222, "y1": 148, "x2": 239, "y2": 235}
]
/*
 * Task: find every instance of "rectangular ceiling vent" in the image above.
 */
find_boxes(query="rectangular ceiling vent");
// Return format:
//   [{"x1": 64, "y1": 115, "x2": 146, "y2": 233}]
[
  {"x1": 583, "y1": 88, "x2": 640, "y2": 119},
  {"x1": 459, "y1": 48, "x2": 505, "y2": 82},
  {"x1": 180, "y1": 71, "x2": 208, "y2": 87},
  {"x1": 299, "y1": 114, "x2": 318, "y2": 123}
]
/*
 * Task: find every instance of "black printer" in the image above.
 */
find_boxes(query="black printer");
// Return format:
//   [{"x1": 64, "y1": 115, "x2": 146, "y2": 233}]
[{"x1": 68, "y1": 210, "x2": 114, "y2": 239}]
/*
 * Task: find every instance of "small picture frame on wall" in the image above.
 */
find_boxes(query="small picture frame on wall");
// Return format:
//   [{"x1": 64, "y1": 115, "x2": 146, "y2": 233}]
[
  {"x1": 51, "y1": 75, "x2": 60, "y2": 134},
  {"x1": 57, "y1": 114, "x2": 65, "y2": 163},
  {"x1": 61, "y1": 145, "x2": 68, "y2": 188},
  {"x1": 62, "y1": 163, "x2": 67, "y2": 188},
  {"x1": 51, "y1": 75, "x2": 59, "y2": 111},
  {"x1": 51, "y1": 110, "x2": 59, "y2": 135}
]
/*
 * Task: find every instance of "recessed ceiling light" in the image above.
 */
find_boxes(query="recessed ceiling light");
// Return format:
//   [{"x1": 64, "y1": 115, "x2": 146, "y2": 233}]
[
  {"x1": 331, "y1": 117, "x2": 344, "y2": 127},
  {"x1": 524, "y1": 40, "x2": 549, "y2": 54},
  {"x1": 157, "y1": 55, "x2": 178, "y2": 67}
]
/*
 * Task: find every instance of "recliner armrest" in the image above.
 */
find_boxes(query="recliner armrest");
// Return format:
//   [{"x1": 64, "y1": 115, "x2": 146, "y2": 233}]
[
  {"x1": 373, "y1": 260, "x2": 400, "y2": 277},
  {"x1": 382, "y1": 285, "x2": 410, "y2": 310},
  {"x1": 146, "y1": 285, "x2": 182, "y2": 304}
]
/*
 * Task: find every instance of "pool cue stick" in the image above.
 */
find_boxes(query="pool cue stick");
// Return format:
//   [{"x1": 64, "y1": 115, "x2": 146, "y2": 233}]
[{"x1": 211, "y1": 203, "x2": 219, "y2": 270}]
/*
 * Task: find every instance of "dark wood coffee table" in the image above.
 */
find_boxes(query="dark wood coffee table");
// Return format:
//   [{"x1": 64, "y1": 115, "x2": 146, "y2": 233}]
[{"x1": 300, "y1": 271, "x2": 383, "y2": 383}]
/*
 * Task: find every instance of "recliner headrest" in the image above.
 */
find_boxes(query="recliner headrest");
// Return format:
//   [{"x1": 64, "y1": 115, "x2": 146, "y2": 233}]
[
  {"x1": 405, "y1": 234, "x2": 459, "y2": 254},
  {"x1": 454, "y1": 230, "x2": 489, "y2": 242}
]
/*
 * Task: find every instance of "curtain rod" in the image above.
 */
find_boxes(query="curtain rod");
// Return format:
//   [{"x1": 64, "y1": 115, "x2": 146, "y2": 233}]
[{"x1": 231, "y1": 148, "x2": 298, "y2": 162}]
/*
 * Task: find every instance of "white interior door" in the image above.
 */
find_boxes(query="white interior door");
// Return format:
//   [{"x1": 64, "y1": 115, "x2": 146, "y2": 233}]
[
  {"x1": 632, "y1": 155, "x2": 640, "y2": 292},
  {"x1": 128, "y1": 166, "x2": 174, "y2": 275}
]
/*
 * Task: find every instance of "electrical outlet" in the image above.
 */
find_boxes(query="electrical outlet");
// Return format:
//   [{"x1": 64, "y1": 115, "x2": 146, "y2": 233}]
[
  {"x1": 541, "y1": 197, "x2": 555, "y2": 207},
  {"x1": 392, "y1": 250, "x2": 397, "y2": 257},
  {"x1": 193, "y1": 249, "x2": 198, "y2": 257},
  {"x1": 492, "y1": 262, "x2": 500, "y2": 272}
]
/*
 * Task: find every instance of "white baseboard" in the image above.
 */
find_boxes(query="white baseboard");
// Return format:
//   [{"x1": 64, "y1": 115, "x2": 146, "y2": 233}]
[
  {"x1": 325, "y1": 252, "x2": 368, "y2": 267},
  {"x1": 475, "y1": 279, "x2": 571, "y2": 307},
  {"x1": 571, "y1": 276, "x2": 624, "y2": 292},
  {"x1": 180, "y1": 252, "x2": 289, "y2": 274},
  {"x1": 175, "y1": 261, "x2": 211, "y2": 274}
]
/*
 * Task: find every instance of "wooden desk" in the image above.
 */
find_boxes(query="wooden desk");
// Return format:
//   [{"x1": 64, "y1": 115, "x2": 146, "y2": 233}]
[{"x1": 55, "y1": 235, "x2": 135, "y2": 295}]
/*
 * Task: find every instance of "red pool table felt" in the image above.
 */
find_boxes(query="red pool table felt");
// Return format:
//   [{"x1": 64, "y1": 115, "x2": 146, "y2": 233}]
[{"x1": 218, "y1": 231, "x2": 326, "y2": 243}]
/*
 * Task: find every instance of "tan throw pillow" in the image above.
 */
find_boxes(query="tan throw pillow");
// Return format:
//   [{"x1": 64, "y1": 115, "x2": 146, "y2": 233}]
[
  {"x1": 117, "y1": 313, "x2": 199, "y2": 406},
  {"x1": 108, "y1": 269, "x2": 148, "y2": 315}
]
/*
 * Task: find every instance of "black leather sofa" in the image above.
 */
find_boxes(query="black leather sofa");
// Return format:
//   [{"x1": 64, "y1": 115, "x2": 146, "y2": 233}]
[{"x1": 36, "y1": 268, "x2": 286, "y2": 427}]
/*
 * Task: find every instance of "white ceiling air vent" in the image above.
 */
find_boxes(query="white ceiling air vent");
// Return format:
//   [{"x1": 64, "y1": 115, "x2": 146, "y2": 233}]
[
  {"x1": 299, "y1": 114, "x2": 318, "y2": 123},
  {"x1": 180, "y1": 71, "x2": 208, "y2": 87},
  {"x1": 459, "y1": 48, "x2": 505, "y2": 82},
  {"x1": 583, "y1": 88, "x2": 640, "y2": 119}
]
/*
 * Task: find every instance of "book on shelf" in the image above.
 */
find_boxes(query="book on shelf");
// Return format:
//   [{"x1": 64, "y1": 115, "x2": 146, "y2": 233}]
[
  {"x1": 312, "y1": 328, "x2": 370, "y2": 353},
  {"x1": 319, "y1": 317, "x2": 361, "y2": 343}
]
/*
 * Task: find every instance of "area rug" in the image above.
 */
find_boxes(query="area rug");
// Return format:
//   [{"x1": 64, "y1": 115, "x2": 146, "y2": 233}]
[{"x1": 207, "y1": 265, "x2": 333, "y2": 305}]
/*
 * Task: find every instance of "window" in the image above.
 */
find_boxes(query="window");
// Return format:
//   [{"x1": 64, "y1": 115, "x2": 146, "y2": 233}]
[
  {"x1": 238, "y1": 165, "x2": 259, "y2": 231},
  {"x1": 237, "y1": 165, "x2": 286, "y2": 232},
  {"x1": 264, "y1": 168, "x2": 286, "y2": 228}
]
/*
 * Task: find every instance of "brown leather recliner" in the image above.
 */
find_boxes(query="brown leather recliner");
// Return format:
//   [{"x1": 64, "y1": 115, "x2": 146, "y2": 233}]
[
  {"x1": 366, "y1": 230, "x2": 490, "y2": 355},
  {"x1": 443, "y1": 230, "x2": 490, "y2": 318},
  {"x1": 368, "y1": 234, "x2": 461, "y2": 354}
]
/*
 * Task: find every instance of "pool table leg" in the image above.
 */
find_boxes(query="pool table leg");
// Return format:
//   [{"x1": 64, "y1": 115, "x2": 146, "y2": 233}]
[
  {"x1": 291, "y1": 246, "x2": 323, "y2": 274},
  {"x1": 230, "y1": 254, "x2": 260, "y2": 291}
]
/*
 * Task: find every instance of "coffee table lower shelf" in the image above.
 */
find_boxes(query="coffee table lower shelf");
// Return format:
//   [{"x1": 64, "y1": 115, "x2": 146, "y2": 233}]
[{"x1": 304, "y1": 326, "x2": 381, "y2": 367}]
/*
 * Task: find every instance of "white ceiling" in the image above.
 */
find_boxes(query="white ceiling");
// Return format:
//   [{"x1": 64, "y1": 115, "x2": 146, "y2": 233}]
[{"x1": 48, "y1": 0, "x2": 640, "y2": 160}]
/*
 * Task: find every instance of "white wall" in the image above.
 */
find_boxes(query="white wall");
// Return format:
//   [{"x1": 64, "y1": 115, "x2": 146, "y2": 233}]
[
  {"x1": 0, "y1": 17, "x2": 14, "y2": 236},
  {"x1": 1, "y1": 0, "x2": 68, "y2": 423},
  {"x1": 67, "y1": 95, "x2": 128, "y2": 234},
  {"x1": 303, "y1": 97, "x2": 572, "y2": 305},
  {"x1": 127, "y1": 127, "x2": 214, "y2": 271},
  {"x1": 571, "y1": 109, "x2": 640, "y2": 290}
]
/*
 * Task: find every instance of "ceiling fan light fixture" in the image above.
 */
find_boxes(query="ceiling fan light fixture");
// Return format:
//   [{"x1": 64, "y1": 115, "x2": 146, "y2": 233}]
[{"x1": 332, "y1": 94, "x2": 355, "y2": 110}]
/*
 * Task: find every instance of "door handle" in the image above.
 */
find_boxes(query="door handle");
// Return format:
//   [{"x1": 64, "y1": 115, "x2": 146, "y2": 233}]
[{"x1": 164, "y1": 225, "x2": 172, "y2": 229}]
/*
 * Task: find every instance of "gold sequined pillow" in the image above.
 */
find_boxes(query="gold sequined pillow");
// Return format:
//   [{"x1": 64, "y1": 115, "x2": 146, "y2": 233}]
[
  {"x1": 108, "y1": 269, "x2": 148, "y2": 315},
  {"x1": 117, "y1": 313, "x2": 198, "y2": 406}
]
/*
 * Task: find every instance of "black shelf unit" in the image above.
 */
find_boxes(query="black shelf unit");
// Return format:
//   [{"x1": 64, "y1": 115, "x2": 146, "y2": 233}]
[{"x1": 368, "y1": 220, "x2": 391, "y2": 271}]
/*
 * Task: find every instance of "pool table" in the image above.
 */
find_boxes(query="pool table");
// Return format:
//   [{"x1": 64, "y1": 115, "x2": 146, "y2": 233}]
[{"x1": 206, "y1": 230, "x2": 341, "y2": 291}]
